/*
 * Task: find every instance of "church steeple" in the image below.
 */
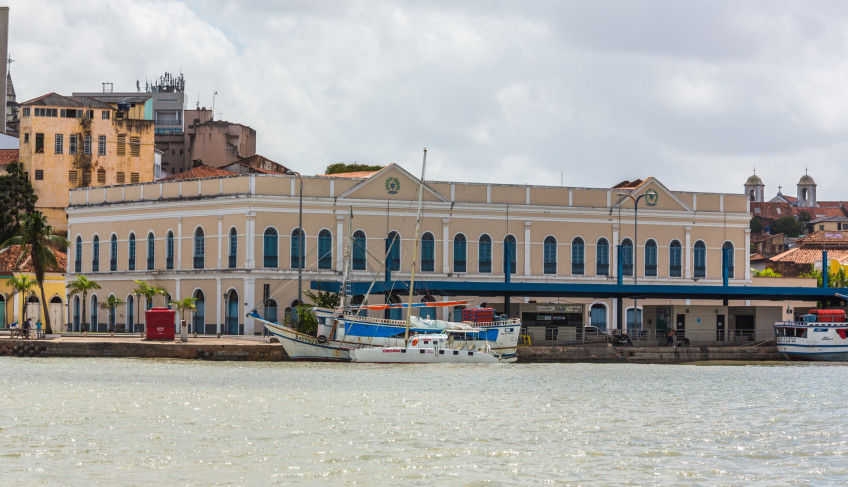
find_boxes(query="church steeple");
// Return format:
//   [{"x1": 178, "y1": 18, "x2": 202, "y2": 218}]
[
  {"x1": 796, "y1": 168, "x2": 817, "y2": 207},
  {"x1": 744, "y1": 166, "x2": 764, "y2": 202}
]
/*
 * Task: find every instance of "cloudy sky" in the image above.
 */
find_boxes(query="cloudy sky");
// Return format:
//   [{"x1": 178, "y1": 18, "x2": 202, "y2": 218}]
[{"x1": 8, "y1": 0, "x2": 848, "y2": 199}]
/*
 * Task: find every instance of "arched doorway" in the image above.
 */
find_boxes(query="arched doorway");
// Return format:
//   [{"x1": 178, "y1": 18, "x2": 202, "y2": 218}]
[
  {"x1": 90, "y1": 295, "x2": 99, "y2": 332},
  {"x1": 589, "y1": 303, "x2": 607, "y2": 331},
  {"x1": 49, "y1": 296, "x2": 63, "y2": 332},
  {"x1": 225, "y1": 290, "x2": 239, "y2": 335},
  {"x1": 193, "y1": 290, "x2": 205, "y2": 334},
  {"x1": 126, "y1": 295, "x2": 135, "y2": 333},
  {"x1": 420, "y1": 296, "x2": 436, "y2": 319},
  {"x1": 26, "y1": 295, "x2": 40, "y2": 323},
  {"x1": 0, "y1": 294, "x2": 5, "y2": 328},
  {"x1": 73, "y1": 296, "x2": 81, "y2": 332}
]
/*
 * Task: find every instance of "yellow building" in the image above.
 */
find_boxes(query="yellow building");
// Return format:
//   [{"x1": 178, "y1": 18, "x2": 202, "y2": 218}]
[
  {"x1": 18, "y1": 93, "x2": 155, "y2": 231},
  {"x1": 0, "y1": 246, "x2": 67, "y2": 330}
]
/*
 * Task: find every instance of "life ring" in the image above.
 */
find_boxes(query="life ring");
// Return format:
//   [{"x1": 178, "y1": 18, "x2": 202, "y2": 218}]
[
  {"x1": 411, "y1": 337, "x2": 418, "y2": 346},
  {"x1": 317, "y1": 335, "x2": 328, "y2": 343}
]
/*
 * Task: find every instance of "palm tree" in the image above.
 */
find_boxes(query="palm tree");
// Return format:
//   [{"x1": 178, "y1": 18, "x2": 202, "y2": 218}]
[
  {"x1": 170, "y1": 296, "x2": 197, "y2": 324},
  {"x1": 6, "y1": 275, "x2": 36, "y2": 327},
  {"x1": 2, "y1": 211, "x2": 68, "y2": 334},
  {"x1": 66, "y1": 275, "x2": 101, "y2": 332},
  {"x1": 100, "y1": 295, "x2": 126, "y2": 331},
  {"x1": 133, "y1": 280, "x2": 168, "y2": 331}
]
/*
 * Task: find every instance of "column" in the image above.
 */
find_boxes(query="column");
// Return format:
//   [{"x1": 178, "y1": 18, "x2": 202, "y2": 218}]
[
  {"x1": 176, "y1": 217, "x2": 183, "y2": 270},
  {"x1": 336, "y1": 215, "x2": 345, "y2": 270},
  {"x1": 175, "y1": 279, "x2": 181, "y2": 304},
  {"x1": 245, "y1": 212, "x2": 256, "y2": 269},
  {"x1": 524, "y1": 222, "x2": 532, "y2": 276},
  {"x1": 442, "y1": 219, "x2": 450, "y2": 274},
  {"x1": 216, "y1": 216, "x2": 223, "y2": 269},
  {"x1": 684, "y1": 226, "x2": 692, "y2": 279},
  {"x1": 216, "y1": 277, "x2": 222, "y2": 334},
  {"x1": 745, "y1": 228, "x2": 751, "y2": 282},
  {"x1": 612, "y1": 223, "x2": 619, "y2": 278},
  {"x1": 244, "y1": 277, "x2": 256, "y2": 335}
]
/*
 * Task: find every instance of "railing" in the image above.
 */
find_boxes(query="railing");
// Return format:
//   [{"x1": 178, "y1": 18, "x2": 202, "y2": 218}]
[{"x1": 525, "y1": 328, "x2": 775, "y2": 347}]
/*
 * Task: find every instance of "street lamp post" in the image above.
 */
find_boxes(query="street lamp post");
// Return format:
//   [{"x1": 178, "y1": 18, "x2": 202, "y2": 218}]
[
  {"x1": 617, "y1": 190, "x2": 658, "y2": 336},
  {"x1": 286, "y1": 170, "x2": 304, "y2": 309}
]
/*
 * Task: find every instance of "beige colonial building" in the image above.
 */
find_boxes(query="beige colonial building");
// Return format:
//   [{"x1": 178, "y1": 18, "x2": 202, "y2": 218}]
[
  {"x1": 65, "y1": 164, "x2": 799, "y2": 342},
  {"x1": 18, "y1": 93, "x2": 155, "y2": 230}
]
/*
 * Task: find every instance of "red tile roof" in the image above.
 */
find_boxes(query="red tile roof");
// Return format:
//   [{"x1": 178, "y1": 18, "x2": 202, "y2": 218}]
[
  {"x1": 771, "y1": 247, "x2": 848, "y2": 264},
  {"x1": 795, "y1": 230, "x2": 848, "y2": 247},
  {"x1": 751, "y1": 202, "x2": 794, "y2": 220},
  {"x1": 0, "y1": 148, "x2": 18, "y2": 167},
  {"x1": 0, "y1": 246, "x2": 66, "y2": 273},
  {"x1": 160, "y1": 165, "x2": 238, "y2": 181}
]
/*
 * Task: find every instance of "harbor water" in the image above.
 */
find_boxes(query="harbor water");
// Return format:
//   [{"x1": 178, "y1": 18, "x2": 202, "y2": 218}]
[{"x1": 1, "y1": 358, "x2": 847, "y2": 486}]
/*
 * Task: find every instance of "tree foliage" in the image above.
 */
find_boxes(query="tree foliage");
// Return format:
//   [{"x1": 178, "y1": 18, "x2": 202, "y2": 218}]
[
  {"x1": 770, "y1": 216, "x2": 803, "y2": 237},
  {"x1": 170, "y1": 296, "x2": 197, "y2": 323},
  {"x1": 6, "y1": 275, "x2": 36, "y2": 324},
  {"x1": 324, "y1": 163, "x2": 383, "y2": 174},
  {"x1": 67, "y1": 275, "x2": 102, "y2": 332},
  {"x1": 133, "y1": 280, "x2": 168, "y2": 310},
  {"x1": 0, "y1": 162, "x2": 37, "y2": 245},
  {"x1": 799, "y1": 264, "x2": 848, "y2": 288},
  {"x1": 293, "y1": 304, "x2": 318, "y2": 335},
  {"x1": 749, "y1": 217, "x2": 764, "y2": 234},
  {"x1": 303, "y1": 289, "x2": 339, "y2": 308},
  {"x1": 2, "y1": 211, "x2": 68, "y2": 334},
  {"x1": 100, "y1": 295, "x2": 126, "y2": 329},
  {"x1": 752, "y1": 268, "x2": 782, "y2": 277}
]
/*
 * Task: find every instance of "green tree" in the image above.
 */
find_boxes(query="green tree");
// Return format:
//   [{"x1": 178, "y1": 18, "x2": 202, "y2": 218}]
[
  {"x1": 0, "y1": 162, "x2": 37, "y2": 245},
  {"x1": 771, "y1": 216, "x2": 802, "y2": 237},
  {"x1": 2, "y1": 211, "x2": 69, "y2": 334},
  {"x1": 6, "y1": 275, "x2": 36, "y2": 326},
  {"x1": 303, "y1": 289, "x2": 339, "y2": 309},
  {"x1": 66, "y1": 275, "x2": 101, "y2": 332},
  {"x1": 133, "y1": 280, "x2": 168, "y2": 311},
  {"x1": 749, "y1": 217, "x2": 764, "y2": 234},
  {"x1": 170, "y1": 296, "x2": 197, "y2": 323},
  {"x1": 100, "y1": 295, "x2": 126, "y2": 330},
  {"x1": 324, "y1": 162, "x2": 383, "y2": 174},
  {"x1": 752, "y1": 268, "x2": 782, "y2": 277},
  {"x1": 293, "y1": 304, "x2": 318, "y2": 335}
]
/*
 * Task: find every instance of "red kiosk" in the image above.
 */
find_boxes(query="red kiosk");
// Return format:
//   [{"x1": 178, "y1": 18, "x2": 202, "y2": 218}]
[{"x1": 145, "y1": 307, "x2": 176, "y2": 340}]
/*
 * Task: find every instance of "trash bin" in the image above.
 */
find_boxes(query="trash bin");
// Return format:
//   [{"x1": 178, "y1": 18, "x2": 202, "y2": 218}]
[{"x1": 145, "y1": 307, "x2": 176, "y2": 341}]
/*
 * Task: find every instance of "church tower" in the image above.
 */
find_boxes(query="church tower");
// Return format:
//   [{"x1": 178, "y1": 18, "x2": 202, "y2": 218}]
[
  {"x1": 744, "y1": 172, "x2": 764, "y2": 202},
  {"x1": 796, "y1": 170, "x2": 817, "y2": 207}
]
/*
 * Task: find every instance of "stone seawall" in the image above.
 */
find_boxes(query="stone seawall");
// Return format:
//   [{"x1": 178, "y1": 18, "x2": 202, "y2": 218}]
[
  {"x1": 0, "y1": 337, "x2": 287, "y2": 361},
  {"x1": 517, "y1": 344, "x2": 783, "y2": 363}
]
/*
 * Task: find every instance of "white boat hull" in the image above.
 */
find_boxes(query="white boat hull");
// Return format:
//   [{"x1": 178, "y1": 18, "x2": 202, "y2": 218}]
[
  {"x1": 351, "y1": 346, "x2": 501, "y2": 363},
  {"x1": 264, "y1": 321, "x2": 351, "y2": 362},
  {"x1": 775, "y1": 321, "x2": 848, "y2": 361}
]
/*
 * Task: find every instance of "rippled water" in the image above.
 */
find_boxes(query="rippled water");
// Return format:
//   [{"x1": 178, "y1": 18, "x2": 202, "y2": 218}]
[{"x1": 1, "y1": 358, "x2": 846, "y2": 486}]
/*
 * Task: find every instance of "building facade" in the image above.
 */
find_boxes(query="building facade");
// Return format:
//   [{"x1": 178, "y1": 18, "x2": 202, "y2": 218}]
[
  {"x1": 63, "y1": 164, "x2": 786, "y2": 343},
  {"x1": 18, "y1": 93, "x2": 155, "y2": 230}
]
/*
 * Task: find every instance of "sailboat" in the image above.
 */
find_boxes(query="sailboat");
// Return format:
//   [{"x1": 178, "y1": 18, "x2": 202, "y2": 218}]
[
  {"x1": 252, "y1": 150, "x2": 521, "y2": 362},
  {"x1": 349, "y1": 149, "x2": 508, "y2": 364}
]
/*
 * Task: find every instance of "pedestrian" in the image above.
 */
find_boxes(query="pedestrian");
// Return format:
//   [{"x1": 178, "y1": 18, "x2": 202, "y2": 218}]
[
  {"x1": 666, "y1": 328, "x2": 675, "y2": 346},
  {"x1": 23, "y1": 318, "x2": 31, "y2": 339}
]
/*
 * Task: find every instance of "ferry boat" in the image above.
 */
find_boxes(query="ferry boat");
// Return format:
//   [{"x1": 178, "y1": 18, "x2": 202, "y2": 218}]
[{"x1": 774, "y1": 309, "x2": 848, "y2": 361}]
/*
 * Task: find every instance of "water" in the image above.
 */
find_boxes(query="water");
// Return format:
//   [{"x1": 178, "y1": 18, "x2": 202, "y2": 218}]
[{"x1": 1, "y1": 358, "x2": 846, "y2": 486}]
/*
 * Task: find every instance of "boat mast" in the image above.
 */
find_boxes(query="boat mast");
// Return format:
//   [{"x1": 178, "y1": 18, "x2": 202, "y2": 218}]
[
  {"x1": 404, "y1": 148, "x2": 427, "y2": 347},
  {"x1": 338, "y1": 206, "x2": 354, "y2": 313}
]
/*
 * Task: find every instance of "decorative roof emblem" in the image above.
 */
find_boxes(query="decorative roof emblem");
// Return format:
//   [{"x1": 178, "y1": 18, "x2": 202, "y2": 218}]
[{"x1": 385, "y1": 177, "x2": 400, "y2": 194}]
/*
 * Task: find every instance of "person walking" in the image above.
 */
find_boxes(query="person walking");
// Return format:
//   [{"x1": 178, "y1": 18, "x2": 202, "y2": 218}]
[{"x1": 666, "y1": 328, "x2": 675, "y2": 346}]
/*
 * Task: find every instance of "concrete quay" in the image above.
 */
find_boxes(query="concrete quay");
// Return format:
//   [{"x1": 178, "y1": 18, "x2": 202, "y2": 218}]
[{"x1": 0, "y1": 333, "x2": 783, "y2": 363}]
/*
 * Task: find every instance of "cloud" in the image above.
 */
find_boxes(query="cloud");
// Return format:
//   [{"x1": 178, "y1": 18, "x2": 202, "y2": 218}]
[{"x1": 8, "y1": 0, "x2": 848, "y2": 201}]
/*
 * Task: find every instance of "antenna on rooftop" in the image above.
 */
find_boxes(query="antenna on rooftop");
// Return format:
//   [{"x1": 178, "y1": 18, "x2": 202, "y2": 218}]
[{"x1": 6, "y1": 54, "x2": 13, "y2": 74}]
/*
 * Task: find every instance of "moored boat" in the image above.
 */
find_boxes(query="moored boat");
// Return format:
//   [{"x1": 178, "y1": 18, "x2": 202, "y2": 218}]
[
  {"x1": 774, "y1": 309, "x2": 848, "y2": 361},
  {"x1": 350, "y1": 333, "x2": 503, "y2": 363}
]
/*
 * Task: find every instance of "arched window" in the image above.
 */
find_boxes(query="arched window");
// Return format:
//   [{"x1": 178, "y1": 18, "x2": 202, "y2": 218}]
[
  {"x1": 110, "y1": 234, "x2": 118, "y2": 271},
  {"x1": 74, "y1": 236, "x2": 82, "y2": 273},
  {"x1": 542, "y1": 236, "x2": 557, "y2": 275},
  {"x1": 73, "y1": 296, "x2": 80, "y2": 332},
  {"x1": 694, "y1": 241, "x2": 706, "y2": 278},
  {"x1": 645, "y1": 239, "x2": 657, "y2": 277},
  {"x1": 318, "y1": 229, "x2": 333, "y2": 270},
  {"x1": 420, "y1": 295, "x2": 436, "y2": 319},
  {"x1": 384, "y1": 295, "x2": 402, "y2": 320},
  {"x1": 387, "y1": 231, "x2": 400, "y2": 271},
  {"x1": 669, "y1": 240, "x2": 682, "y2": 277},
  {"x1": 453, "y1": 234, "x2": 466, "y2": 273},
  {"x1": 147, "y1": 232, "x2": 155, "y2": 270},
  {"x1": 596, "y1": 238, "x2": 609, "y2": 276},
  {"x1": 225, "y1": 290, "x2": 240, "y2": 335},
  {"x1": 193, "y1": 290, "x2": 205, "y2": 334},
  {"x1": 264, "y1": 227, "x2": 278, "y2": 268},
  {"x1": 421, "y1": 232, "x2": 435, "y2": 272},
  {"x1": 722, "y1": 241, "x2": 735, "y2": 279},
  {"x1": 228, "y1": 228, "x2": 237, "y2": 268},
  {"x1": 353, "y1": 230, "x2": 366, "y2": 271},
  {"x1": 166, "y1": 231, "x2": 174, "y2": 270},
  {"x1": 290, "y1": 228, "x2": 304, "y2": 269},
  {"x1": 91, "y1": 235, "x2": 100, "y2": 272},
  {"x1": 570, "y1": 237, "x2": 584, "y2": 275},
  {"x1": 504, "y1": 235, "x2": 517, "y2": 274},
  {"x1": 479, "y1": 235, "x2": 492, "y2": 273},
  {"x1": 128, "y1": 233, "x2": 136, "y2": 271},
  {"x1": 749, "y1": 189, "x2": 755, "y2": 201},
  {"x1": 621, "y1": 238, "x2": 633, "y2": 276},
  {"x1": 193, "y1": 227, "x2": 205, "y2": 269},
  {"x1": 590, "y1": 303, "x2": 607, "y2": 331}
]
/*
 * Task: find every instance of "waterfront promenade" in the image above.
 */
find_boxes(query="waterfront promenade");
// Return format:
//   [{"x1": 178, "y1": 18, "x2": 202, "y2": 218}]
[{"x1": 0, "y1": 333, "x2": 782, "y2": 363}]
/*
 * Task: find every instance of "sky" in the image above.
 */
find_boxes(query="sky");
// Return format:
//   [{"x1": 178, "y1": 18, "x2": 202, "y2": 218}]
[{"x1": 7, "y1": 0, "x2": 848, "y2": 199}]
